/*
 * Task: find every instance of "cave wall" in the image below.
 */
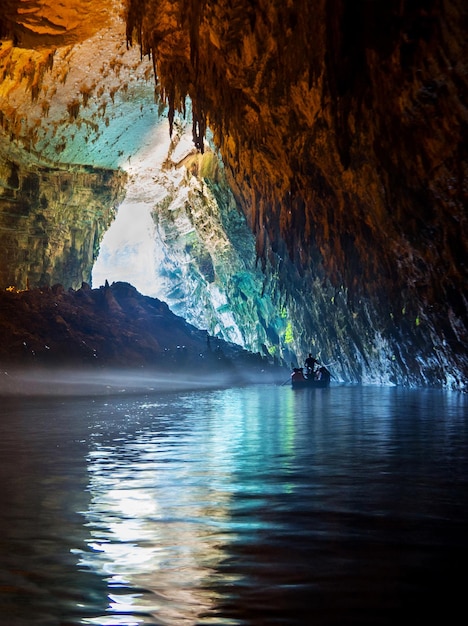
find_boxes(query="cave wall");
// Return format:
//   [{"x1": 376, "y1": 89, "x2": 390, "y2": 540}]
[
  {"x1": 0, "y1": 0, "x2": 466, "y2": 386},
  {"x1": 149, "y1": 140, "x2": 294, "y2": 360},
  {"x1": 125, "y1": 0, "x2": 467, "y2": 386},
  {"x1": 0, "y1": 0, "x2": 153, "y2": 289},
  {"x1": 0, "y1": 1, "x2": 293, "y2": 363},
  {"x1": 0, "y1": 142, "x2": 125, "y2": 289}
]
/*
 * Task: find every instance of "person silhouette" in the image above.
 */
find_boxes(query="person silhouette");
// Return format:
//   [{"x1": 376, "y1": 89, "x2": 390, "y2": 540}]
[
  {"x1": 291, "y1": 367, "x2": 306, "y2": 381},
  {"x1": 305, "y1": 353, "x2": 318, "y2": 377}
]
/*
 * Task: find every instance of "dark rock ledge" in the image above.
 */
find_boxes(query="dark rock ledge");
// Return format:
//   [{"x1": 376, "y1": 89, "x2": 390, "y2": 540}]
[{"x1": 0, "y1": 281, "x2": 287, "y2": 395}]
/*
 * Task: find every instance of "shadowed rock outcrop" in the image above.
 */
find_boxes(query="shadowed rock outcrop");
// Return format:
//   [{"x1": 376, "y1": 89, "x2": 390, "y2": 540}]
[{"x1": 0, "y1": 281, "x2": 279, "y2": 380}]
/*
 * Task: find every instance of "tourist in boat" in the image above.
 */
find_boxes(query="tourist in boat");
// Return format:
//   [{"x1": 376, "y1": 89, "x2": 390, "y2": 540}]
[
  {"x1": 316, "y1": 365, "x2": 331, "y2": 383},
  {"x1": 291, "y1": 367, "x2": 306, "y2": 382},
  {"x1": 305, "y1": 353, "x2": 318, "y2": 377}
]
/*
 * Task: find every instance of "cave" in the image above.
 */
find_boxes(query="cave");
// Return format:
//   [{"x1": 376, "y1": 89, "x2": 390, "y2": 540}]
[{"x1": 0, "y1": 0, "x2": 467, "y2": 388}]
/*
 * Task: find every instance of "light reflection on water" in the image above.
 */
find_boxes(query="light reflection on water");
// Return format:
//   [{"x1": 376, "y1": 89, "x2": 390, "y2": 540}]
[
  {"x1": 78, "y1": 389, "x2": 298, "y2": 625},
  {"x1": 0, "y1": 385, "x2": 467, "y2": 625}
]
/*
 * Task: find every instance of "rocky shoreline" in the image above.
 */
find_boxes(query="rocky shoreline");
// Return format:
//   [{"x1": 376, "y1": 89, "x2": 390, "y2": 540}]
[{"x1": 0, "y1": 281, "x2": 287, "y2": 394}]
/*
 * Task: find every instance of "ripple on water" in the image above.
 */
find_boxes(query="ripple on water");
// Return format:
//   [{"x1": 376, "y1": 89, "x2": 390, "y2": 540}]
[{"x1": 0, "y1": 386, "x2": 466, "y2": 625}]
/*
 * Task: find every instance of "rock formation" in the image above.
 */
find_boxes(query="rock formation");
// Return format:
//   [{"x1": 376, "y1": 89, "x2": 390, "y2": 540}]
[
  {"x1": 0, "y1": 0, "x2": 467, "y2": 388},
  {"x1": 0, "y1": 144, "x2": 126, "y2": 289},
  {"x1": 124, "y1": 0, "x2": 468, "y2": 387},
  {"x1": 92, "y1": 115, "x2": 295, "y2": 362},
  {"x1": 0, "y1": 281, "x2": 280, "y2": 393}
]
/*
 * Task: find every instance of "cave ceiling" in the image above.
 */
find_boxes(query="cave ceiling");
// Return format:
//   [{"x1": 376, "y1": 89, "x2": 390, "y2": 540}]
[{"x1": 0, "y1": 0, "x2": 467, "y2": 387}]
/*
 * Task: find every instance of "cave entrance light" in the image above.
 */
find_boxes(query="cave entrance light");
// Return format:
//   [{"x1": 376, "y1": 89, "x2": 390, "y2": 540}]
[{"x1": 92, "y1": 118, "x2": 180, "y2": 297}]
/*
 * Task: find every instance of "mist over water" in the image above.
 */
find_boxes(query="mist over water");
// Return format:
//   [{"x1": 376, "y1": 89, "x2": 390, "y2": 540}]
[
  {"x1": 0, "y1": 384, "x2": 466, "y2": 625},
  {"x1": 0, "y1": 365, "x2": 282, "y2": 397}
]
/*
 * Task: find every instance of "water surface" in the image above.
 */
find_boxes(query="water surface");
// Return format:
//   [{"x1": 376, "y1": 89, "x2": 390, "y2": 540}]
[{"x1": 0, "y1": 383, "x2": 467, "y2": 625}]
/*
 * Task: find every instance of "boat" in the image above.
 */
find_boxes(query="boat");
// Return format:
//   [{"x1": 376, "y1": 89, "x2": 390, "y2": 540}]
[
  {"x1": 290, "y1": 366, "x2": 331, "y2": 389},
  {"x1": 291, "y1": 376, "x2": 330, "y2": 389}
]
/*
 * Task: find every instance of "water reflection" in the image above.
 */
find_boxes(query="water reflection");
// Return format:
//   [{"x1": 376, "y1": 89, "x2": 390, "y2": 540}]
[
  {"x1": 0, "y1": 385, "x2": 467, "y2": 625},
  {"x1": 77, "y1": 389, "x2": 303, "y2": 624}
]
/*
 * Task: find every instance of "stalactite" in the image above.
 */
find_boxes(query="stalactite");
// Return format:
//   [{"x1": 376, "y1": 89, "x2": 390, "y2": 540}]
[
  {"x1": 67, "y1": 100, "x2": 80, "y2": 120},
  {"x1": 192, "y1": 107, "x2": 206, "y2": 152}
]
